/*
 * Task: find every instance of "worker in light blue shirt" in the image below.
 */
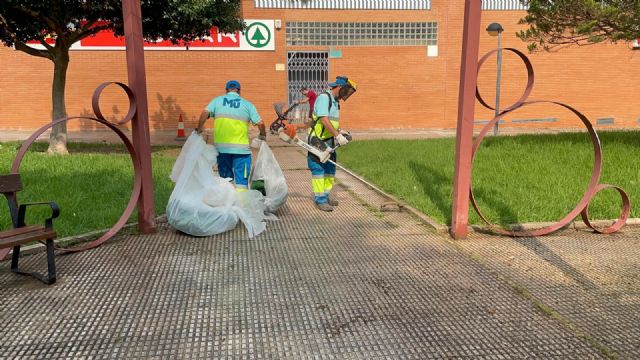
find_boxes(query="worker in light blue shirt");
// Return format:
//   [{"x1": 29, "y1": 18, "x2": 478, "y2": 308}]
[{"x1": 196, "y1": 80, "x2": 266, "y2": 191}]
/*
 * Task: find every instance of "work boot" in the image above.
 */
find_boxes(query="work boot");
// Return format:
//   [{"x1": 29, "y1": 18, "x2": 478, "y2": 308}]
[
  {"x1": 328, "y1": 194, "x2": 339, "y2": 206},
  {"x1": 315, "y1": 202, "x2": 334, "y2": 212}
]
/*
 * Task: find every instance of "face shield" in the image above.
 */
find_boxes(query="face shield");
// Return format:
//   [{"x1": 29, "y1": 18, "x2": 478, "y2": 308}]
[{"x1": 338, "y1": 78, "x2": 357, "y2": 101}]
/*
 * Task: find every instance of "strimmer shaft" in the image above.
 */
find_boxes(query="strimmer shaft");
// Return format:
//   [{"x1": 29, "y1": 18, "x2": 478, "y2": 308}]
[
  {"x1": 324, "y1": 158, "x2": 381, "y2": 191},
  {"x1": 290, "y1": 137, "x2": 380, "y2": 190}
]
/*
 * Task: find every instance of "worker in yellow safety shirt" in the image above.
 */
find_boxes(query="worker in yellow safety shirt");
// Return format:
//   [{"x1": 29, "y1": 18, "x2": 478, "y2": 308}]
[
  {"x1": 307, "y1": 76, "x2": 357, "y2": 212},
  {"x1": 196, "y1": 80, "x2": 266, "y2": 191}
]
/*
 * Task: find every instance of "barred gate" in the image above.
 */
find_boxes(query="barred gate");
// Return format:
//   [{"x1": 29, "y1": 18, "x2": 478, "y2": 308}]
[{"x1": 287, "y1": 51, "x2": 329, "y2": 123}]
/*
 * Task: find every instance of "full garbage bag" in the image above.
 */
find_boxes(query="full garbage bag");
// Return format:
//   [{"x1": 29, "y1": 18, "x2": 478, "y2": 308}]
[
  {"x1": 167, "y1": 132, "x2": 267, "y2": 238},
  {"x1": 251, "y1": 141, "x2": 288, "y2": 213}
]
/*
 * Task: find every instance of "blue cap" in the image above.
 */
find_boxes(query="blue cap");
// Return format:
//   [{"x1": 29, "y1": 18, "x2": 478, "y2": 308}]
[
  {"x1": 328, "y1": 76, "x2": 348, "y2": 88},
  {"x1": 225, "y1": 80, "x2": 241, "y2": 91}
]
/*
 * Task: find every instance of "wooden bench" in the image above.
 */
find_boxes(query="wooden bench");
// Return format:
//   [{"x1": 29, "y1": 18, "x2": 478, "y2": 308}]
[{"x1": 1, "y1": 174, "x2": 60, "y2": 284}]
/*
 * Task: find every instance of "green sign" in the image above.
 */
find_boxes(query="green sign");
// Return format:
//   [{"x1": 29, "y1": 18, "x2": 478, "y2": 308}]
[{"x1": 245, "y1": 22, "x2": 272, "y2": 49}]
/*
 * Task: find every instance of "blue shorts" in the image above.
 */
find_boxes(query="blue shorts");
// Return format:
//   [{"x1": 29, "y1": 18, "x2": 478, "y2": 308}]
[
  {"x1": 307, "y1": 152, "x2": 336, "y2": 177},
  {"x1": 217, "y1": 153, "x2": 251, "y2": 189}
]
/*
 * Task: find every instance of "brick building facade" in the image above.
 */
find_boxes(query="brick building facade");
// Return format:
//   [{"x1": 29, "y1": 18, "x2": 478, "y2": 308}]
[{"x1": 1, "y1": 0, "x2": 639, "y2": 135}]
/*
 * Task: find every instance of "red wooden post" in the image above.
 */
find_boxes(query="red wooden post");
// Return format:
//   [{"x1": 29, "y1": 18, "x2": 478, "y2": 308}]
[
  {"x1": 122, "y1": 0, "x2": 156, "y2": 233},
  {"x1": 451, "y1": 0, "x2": 482, "y2": 239}
]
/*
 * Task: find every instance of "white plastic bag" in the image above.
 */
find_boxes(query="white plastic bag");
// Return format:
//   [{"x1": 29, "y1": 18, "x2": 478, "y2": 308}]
[
  {"x1": 166, "y1": 132, "x2": 267, "y2": 238},
  {"x1": 233, "y1": 191, "x2": 267, "y2": 238},
  {"x1": 251, "y1": 141, "x2": 288, "y2": 213}
]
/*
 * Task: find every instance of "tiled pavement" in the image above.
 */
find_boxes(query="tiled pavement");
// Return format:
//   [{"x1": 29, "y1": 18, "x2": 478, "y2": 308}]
[
  {"x1": 458, "y1": 229, "x2": 640, "y2": 359},
  {"x1": 1, "y1": 143, "x2": 636, "y2": 359}
]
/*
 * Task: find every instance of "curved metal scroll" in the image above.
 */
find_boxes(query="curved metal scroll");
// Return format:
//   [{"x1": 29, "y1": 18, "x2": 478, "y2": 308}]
[
  {"x1": 471, "y1": 48, "x2": 631, "y2": 236},
  {"x1": 8, "y1": 82, "x2": 141, "y2": 254}
]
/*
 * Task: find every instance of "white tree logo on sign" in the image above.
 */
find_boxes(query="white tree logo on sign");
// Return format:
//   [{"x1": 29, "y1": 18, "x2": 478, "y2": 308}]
[{"x1": 245, "y1": 22, "x2": 271, "y2": 48}]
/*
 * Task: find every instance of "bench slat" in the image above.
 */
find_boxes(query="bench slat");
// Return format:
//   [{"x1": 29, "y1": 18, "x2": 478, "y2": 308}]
[
  {"x1": 0, "y1": 174, "x2": 22, "y2": 193},
  {"x1": 0, "y1": 228, "x2": 57, "y2": 248},
  {"x1": 0, "y1": 225, "x2": 43, "y2": 239}
]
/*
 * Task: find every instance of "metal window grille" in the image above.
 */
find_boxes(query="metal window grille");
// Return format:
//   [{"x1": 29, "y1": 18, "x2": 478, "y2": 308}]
[
  {"x1": 255, "y1": 0, "x2": 431, "y2": 10},
  {"x1": 286, "y1": 22, "x2": 438, "y2": 47}
]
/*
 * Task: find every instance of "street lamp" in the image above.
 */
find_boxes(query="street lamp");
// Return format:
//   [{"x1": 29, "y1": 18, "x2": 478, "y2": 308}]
[{"x1": 486, "y1": 22, "x2": 504, "y2": 136}]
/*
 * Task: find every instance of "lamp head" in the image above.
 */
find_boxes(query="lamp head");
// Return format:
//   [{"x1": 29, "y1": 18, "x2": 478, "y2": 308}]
[{"x1": 486, "y1": 23, "x2": 504, "y2": 37}]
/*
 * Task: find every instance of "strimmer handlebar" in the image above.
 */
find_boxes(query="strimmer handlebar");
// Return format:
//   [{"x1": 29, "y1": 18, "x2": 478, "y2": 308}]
[
  {"x1": 278, "y1": 130, "x2": 333, "y2": 163},
  {"x1": 278, "y1": 129, "x2": 352, "y2": 164}
]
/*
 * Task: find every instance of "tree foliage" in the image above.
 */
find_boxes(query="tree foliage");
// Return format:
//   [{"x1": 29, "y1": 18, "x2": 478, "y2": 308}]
[
  {"x1": 0, "y1": 0, "x2": 244, "y2": 154},
  {"x1": 517, "y1": 0, "x2": 640, "y2": 51}
]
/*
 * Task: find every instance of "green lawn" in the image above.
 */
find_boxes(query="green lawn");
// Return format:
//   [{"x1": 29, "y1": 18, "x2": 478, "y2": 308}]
[
  {"x1": 0, "y1": 142, "x2": 178, "y2": 238},
  {"x1": 337, "y1": 131, "x2": 639, "y2": 226},
  {"x1": 2, "y1": 131, "x2": 637, "y2": 237}
]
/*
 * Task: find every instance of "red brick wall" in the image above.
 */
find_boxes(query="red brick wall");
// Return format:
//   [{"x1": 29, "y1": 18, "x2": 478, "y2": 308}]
[
  {"x1": 474, "y1": 11, "x2": 640, "y2": 129},
  {"x1": 1, "y1": 1, "x2": 638, "y2": 134}
]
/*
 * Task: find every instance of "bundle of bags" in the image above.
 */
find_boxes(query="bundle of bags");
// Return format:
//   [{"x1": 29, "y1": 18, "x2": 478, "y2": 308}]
[
  {"x1": 166, "y1": 132, "x2": 288, "y2": 238},
  {"x1": 250, "y1": 141, "x2": 288, "y2": 213}
]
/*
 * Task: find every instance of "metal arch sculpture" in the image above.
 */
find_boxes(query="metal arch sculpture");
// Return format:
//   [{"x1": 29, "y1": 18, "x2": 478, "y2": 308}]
[
  {"x1": 9, "y1": 82, "x2": 142, "y2": 253},
  {"x1": 0, "y1": 0, "x2": 153, "y2": 258},
  {"x1": 471, "y1": 48, "x2": 631, "y2": 236}
]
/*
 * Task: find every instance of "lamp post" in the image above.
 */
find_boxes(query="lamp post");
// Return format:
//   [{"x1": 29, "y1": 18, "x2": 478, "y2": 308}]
[{"x1": 486, "y1": 22, "x2": 504, "y2": 136}]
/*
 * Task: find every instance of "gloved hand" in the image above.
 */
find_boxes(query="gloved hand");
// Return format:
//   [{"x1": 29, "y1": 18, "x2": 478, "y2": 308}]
[
  {"x1": 250, "y1": 137, "x2": 263, "y2": 149},
  {"x1": 339, "y1": 129, "x2": 353, "y2": 142},
  {"x1": 335, "y1": 133, "x2": 350, "y2": 146}
]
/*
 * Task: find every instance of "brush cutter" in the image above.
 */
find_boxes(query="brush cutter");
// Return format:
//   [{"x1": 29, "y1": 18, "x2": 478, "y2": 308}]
[
  {"x1": 270, "y1": 102, "x2": 352, "y2": 164},
  {"x1": 268, "y1": 102, "x2": 388, "y2": 196}
]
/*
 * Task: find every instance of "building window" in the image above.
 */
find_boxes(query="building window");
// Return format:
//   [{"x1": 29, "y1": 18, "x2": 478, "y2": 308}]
[
  {"x1": 481, "y1": 0, "x2": 528, "y2": 10},
  {"x1": 255, "y1": 0, "x2": 431, "y2": 10},
  {"x1": 286, "y1": 22, "x2": 438, "y2": 47}
]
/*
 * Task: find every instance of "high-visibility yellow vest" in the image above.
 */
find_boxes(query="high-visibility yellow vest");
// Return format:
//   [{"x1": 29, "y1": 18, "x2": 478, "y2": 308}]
[
  {"x1": 309, "y1": 91, "x2": 339, "y2": 140},
  {"x1": 206, "y1": 92, "x2": 261, "y2": 154},
  {"x1": 309, "y1": 114, "x2": 340, "y2": 140},
  {"x1": 213, "y1": 115, "x2": 250, "y2": 151}
]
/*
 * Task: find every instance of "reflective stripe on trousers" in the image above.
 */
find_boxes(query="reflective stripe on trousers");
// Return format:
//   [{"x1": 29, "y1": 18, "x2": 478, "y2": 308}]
[
  {"x1": 307, "y1": 152, "x2": 337, "y2": 204},
  {"x1": 218, "y1": 153, "x2": 251, "y2": 190}
]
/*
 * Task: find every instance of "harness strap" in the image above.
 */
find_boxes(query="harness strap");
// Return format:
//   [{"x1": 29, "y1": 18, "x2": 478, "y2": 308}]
[{"x1": 309, "y1": 92, "x2": 334, "y2": 143}]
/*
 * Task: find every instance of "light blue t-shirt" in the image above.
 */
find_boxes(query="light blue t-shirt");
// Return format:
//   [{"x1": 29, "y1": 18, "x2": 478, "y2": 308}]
[
  {"x1": 205, "y1": 92, "x2": 261, "y2": 154},
  {"x1": 313, "y1": 91, "x2": 340, "y2": 120}
]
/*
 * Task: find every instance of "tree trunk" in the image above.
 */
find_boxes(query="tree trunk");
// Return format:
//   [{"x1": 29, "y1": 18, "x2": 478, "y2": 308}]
[{"x1": 47, "y1": 48, "x2": 70, "y2": 155}]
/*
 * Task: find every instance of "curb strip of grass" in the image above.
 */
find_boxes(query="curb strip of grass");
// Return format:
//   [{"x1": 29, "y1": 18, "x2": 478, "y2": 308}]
[
  {"x1": 468, "y1": 217, "x2": 640, "y2": 235},
  {"x1": 329, "y1": 163, "x2": 449, "y2": 233},
  {"x1": 324, "y1": 149, "x2": 640, "y2": 235}
]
